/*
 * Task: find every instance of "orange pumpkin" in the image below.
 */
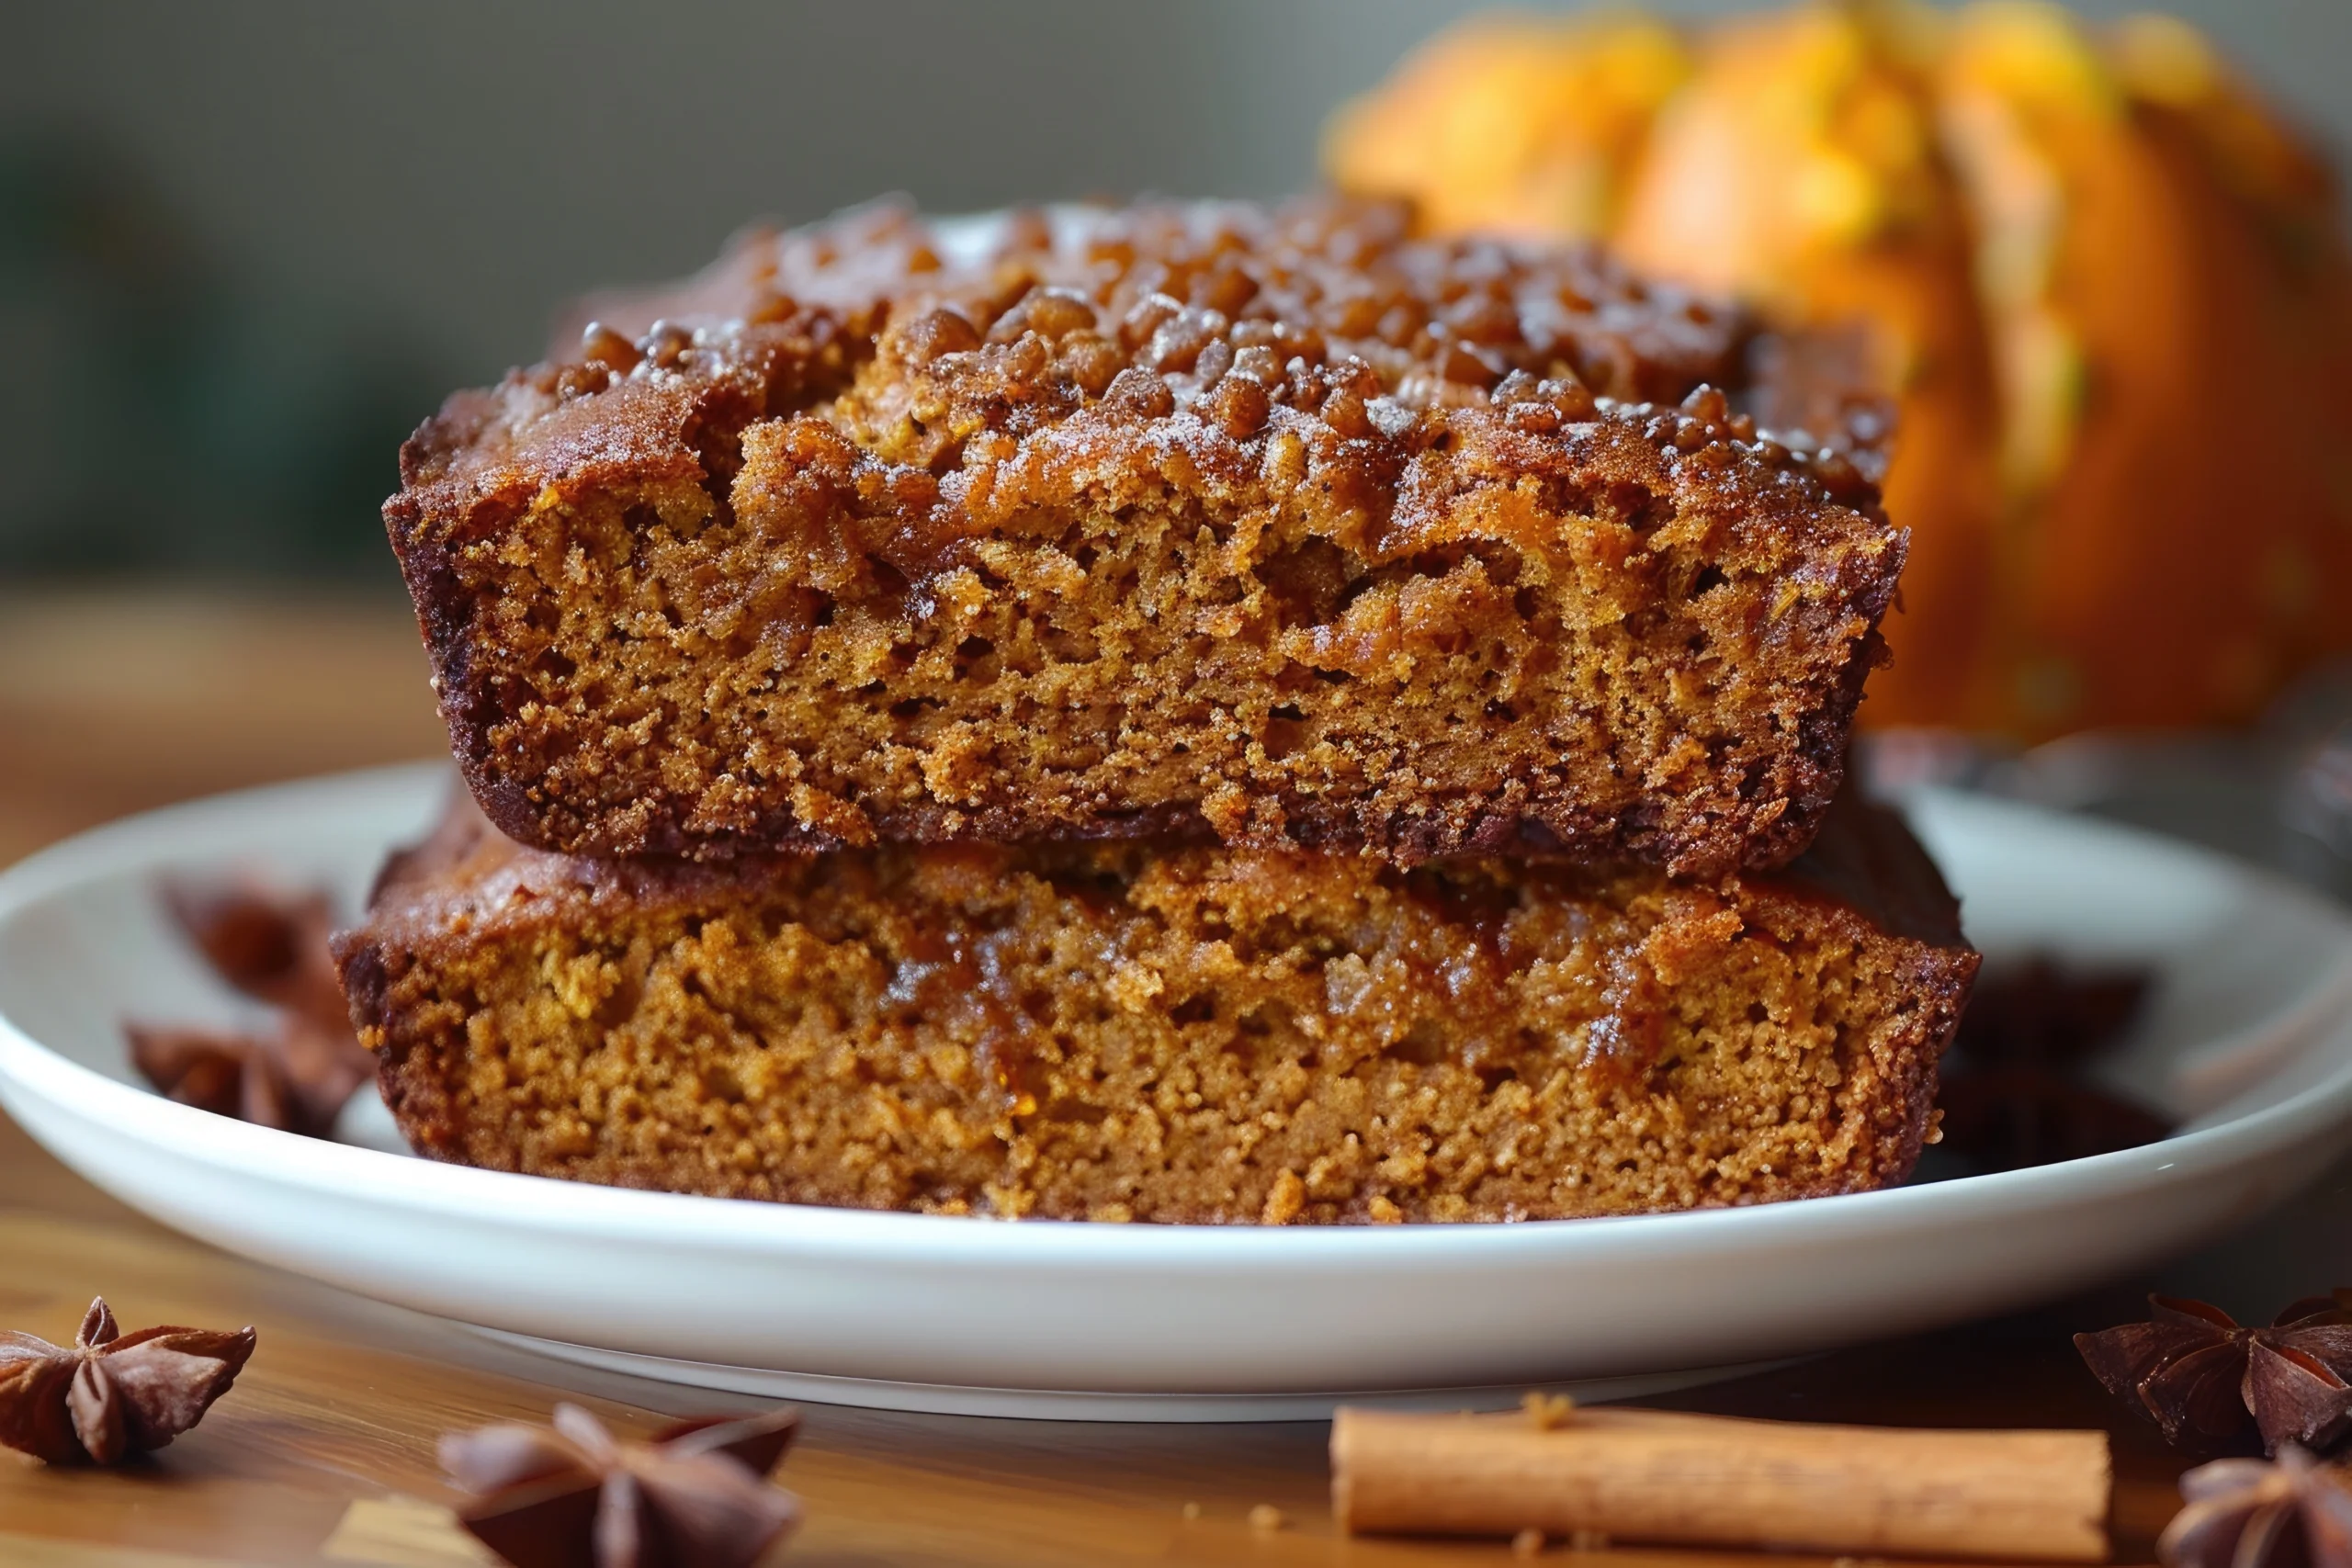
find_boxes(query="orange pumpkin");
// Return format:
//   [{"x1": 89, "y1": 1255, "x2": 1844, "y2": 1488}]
[{"x1": 1328, "y1": 2, "x2": 2352, "y2": 737}]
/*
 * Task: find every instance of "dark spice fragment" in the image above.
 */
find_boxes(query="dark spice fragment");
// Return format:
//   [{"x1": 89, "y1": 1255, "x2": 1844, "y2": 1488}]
[
  {"x1": 128, "y1": 879, "x2": 376, "y2": 1137},
  {"x1": 2158, "y1": 1447, "x2": 2352, "y2": 1568},
  {"x1": 1954, "y1": 959, "x2": 2152, "y2": 1068},
  {"x1": 0, "y1": 1297, "x2": 255, "y2": 1465},
  {"x1": 441, "y1": 1402, "x2": 800, "y2": 1568},
  {"x1": 1935, "y1": 1066, "x2": 2172, "y2": 1170},
  {"x1": 1935, "y1": 959, "x2": 2168, "y2": 1169}
]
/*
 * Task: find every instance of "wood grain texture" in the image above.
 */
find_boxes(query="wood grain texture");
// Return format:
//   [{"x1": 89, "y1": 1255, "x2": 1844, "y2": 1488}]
[{"x1": 0, "y1": 592, "x2": 2206, "y2": 1565}]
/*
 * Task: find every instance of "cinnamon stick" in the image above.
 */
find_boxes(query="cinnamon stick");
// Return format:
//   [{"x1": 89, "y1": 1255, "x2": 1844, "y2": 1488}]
[{"x1": 1332, "y1": 1405, "x2": 2109, "y2": 1561}]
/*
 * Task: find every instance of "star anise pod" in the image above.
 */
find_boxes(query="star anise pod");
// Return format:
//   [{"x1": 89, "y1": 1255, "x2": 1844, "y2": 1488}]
[
  {"x1": 164, "y1": 882, "x2": 345, "y2": 1019},
  {"x1": 127, "y1": 1015, "x2": 368, "y2": 1138},
  {"x1": 0, "y1": 1297, "x2": 256, "y2": 1465},
  {"x1": 1954, "y1": 960, "x2": 2151, "y2": 1069},
  {"x1": 127, "y1": 879, "x2": 376, "y2": 1138},
  {"x1": 1934, "y1": 959, "x2": 2169, "y2": 1170},
  {"x1": 2158, "y1": 1447, "x2": 2352, "y2": 1568},
  {"x1": 441, "y1": 1402, "x2": 801, "y2": 1568},
  {"x1": 1935, "y1": 1066, "x2": 2172, "y2": 1169},
  {"x1": 2078, "y1": 1293, "x2": 2352, "y2": 1456}
]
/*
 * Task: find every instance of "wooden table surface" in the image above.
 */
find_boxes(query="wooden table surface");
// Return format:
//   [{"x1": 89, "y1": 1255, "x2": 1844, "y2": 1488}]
[{"x1": 0, "y1": 589, "x2": 2335, "y2": 1567}]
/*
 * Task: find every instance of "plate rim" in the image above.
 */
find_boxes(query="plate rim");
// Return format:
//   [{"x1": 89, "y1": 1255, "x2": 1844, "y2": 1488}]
[{"x1": 4, "y1": 762, "x2": 2351, "y2": 1272}]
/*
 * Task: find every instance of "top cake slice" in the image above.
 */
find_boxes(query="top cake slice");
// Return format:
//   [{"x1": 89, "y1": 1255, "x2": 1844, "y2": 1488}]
[{"x1": 386, "y1": 199, "x2": 1903, "y2": 876}]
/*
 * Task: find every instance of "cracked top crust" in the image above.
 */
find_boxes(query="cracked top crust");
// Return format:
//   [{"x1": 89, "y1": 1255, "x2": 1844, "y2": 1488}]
[{"x1": 401, "y1": 197, "x2": 1885, "y2": 538}]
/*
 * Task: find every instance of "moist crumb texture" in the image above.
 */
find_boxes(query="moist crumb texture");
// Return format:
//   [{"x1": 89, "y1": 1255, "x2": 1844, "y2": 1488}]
[
  {"x1": 387, "y1": 199, "x2": 1903, "y2": 877},
  {"x1": 335, "y1": 791, "x2": 1975, "y2": 1224}
]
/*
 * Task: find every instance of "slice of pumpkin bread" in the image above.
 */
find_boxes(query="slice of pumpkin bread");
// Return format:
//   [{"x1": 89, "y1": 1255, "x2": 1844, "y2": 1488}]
[
  {"x1": 335, "y1": 786, "x2": 1973, "y2": 1224},
  {"x1": 385, "y1": 199, "x2": 1901, "y2": 877}
]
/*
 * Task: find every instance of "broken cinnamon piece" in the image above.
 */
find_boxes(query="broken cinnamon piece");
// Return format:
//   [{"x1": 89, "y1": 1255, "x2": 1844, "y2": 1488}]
[{"x1": 1329, "y1": 1404, "x2": 2109, "y2": 1560}]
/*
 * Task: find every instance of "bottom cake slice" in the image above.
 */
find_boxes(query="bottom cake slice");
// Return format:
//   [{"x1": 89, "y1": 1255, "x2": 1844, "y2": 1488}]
[{"x1": 334, "y1": 791, "x2": 1977, "y2": 1224}]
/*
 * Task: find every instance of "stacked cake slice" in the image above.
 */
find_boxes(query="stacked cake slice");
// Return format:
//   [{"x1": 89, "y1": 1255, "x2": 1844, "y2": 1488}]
[{"x1": 337, "y1": 199, "x2": 1978, "y2": 1223}]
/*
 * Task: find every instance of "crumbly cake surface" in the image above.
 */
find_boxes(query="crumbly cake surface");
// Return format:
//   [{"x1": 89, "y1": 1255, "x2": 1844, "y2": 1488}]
[
  {"x1": 335, "y1": 790, "x2": 1975, "y2": 1224},
  {"x1": 387, "y1": 199, "x2": 1903, "y2": 877}
]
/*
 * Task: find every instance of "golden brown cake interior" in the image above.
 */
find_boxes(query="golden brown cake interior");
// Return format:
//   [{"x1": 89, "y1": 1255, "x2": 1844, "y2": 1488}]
[{"x1": 337, "y1": 790, "x2": 1975, "y2": 1224}]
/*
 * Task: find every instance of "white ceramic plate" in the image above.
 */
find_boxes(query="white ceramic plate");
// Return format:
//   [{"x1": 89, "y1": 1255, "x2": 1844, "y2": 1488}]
[{"x1": 2, "y1": 766, "x2": 2348, "y2": 1421}]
